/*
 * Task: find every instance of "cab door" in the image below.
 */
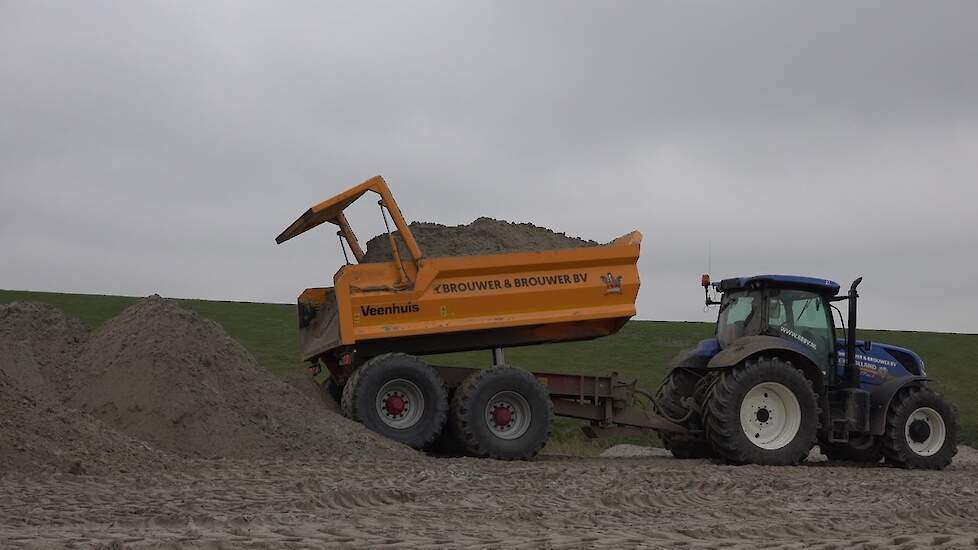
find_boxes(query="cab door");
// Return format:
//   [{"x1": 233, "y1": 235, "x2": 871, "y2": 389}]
[{"x1": 766, "y1": 290, "x2": 835, "y2": 373}]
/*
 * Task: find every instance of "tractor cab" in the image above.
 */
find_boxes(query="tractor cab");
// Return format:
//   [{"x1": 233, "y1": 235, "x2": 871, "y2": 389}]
[{"x1": 711, "y1": 275, "x2": 839, "y2": 373}]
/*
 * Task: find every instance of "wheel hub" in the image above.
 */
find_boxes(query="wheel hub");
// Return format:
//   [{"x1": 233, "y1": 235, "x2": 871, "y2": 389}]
[
  {"x1": 484, "y1": 391, "x2": 532, "y2": 440},
  {"x1": 905, "y1": 407, "x2": 946, "y2": 456},
  {"x1": 374, "y1": 378, "x2": 425, "y2": 430},
  {"x1": 739, "y1": 381, "x2": 802, "y2": 451},
  {"x1": 491, "y1": 405, "x2": 514, "y2": 428},
  {"x1": 908, "y1": 419, "x2": 931, "y2": 443},
  {"x1": 383, "y1": 393, "x2": 407, "y2": 417}
]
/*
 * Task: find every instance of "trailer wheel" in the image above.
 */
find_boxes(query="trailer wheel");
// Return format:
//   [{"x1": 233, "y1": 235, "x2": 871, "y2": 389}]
[
  {"x1": 819, "y1": 435, "x2": 882, "y2": 464},
  {"x1": 428, "y1": 389, "x2": 469, "y2": 457},
  {"x1": 323, "y1": 376, "x2": 344, "y2": 405},
  {"x1": 880, "y1": 386, "x2": 958, "y2": 470},
  {"x1": 704, "y1": 356, "x2": 818, "y2": 466},
  {"x1": 654, "y1": 368, "x2": 714, "y2": 459},
  {"x1": 341, "y1": 353, "x2": 448, "y2": 450},
  {"x1": 451, "y1": 367, "x2": 553, "y2": 460}
]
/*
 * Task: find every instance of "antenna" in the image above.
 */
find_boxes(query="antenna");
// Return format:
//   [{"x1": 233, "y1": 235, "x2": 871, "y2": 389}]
[{"x1": 708, "y1": 240, "x2": 712, "y2": 276}]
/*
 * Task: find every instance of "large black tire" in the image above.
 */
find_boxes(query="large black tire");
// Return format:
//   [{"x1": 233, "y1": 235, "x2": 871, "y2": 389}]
[
  {"x1": 654, "y1": 368, "x2": 714, "y2": 459},
  {"x1": 427, "y1": 389, "x2": 468, "y2": 457},
  {"x1": 341, "y1": 353, "x2": 448, "y2": 450},
  {"x1": 323, "y1": 376, "x2": 344, "y2": 405},
  {"x1": 450, "y1": 367, "x2": 553, "y2": 460},
  {"x1": 704, "y1": 356, "x2": 819, "y2": 466},
  {"x1": 820, "y1": 435, "x2": 882, "y2": 464},
  {"x1": 880, "y1": 386, "x2": 958, "y2": 470}
]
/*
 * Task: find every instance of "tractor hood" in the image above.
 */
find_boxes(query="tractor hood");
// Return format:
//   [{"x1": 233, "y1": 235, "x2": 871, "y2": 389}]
[{"x1": 835, "y1": 339, "x2": 925, "y2": 381}]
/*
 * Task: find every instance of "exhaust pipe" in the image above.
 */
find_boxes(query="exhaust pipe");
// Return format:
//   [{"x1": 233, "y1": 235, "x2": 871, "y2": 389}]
[{"x1": 846, "y1": 277, "x2": 863, "y2": 388}]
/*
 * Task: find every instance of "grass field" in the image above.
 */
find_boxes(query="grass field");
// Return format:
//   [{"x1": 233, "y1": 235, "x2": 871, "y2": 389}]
[{"x1": 3, "y1": 288, "x2": 975, "y2": 454}]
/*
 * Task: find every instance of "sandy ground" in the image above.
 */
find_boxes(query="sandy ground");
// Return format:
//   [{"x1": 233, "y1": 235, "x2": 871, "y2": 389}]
[
  {"x1": 3, "y1": 449, "x2": 978, "y2": 549},
  {"x1": 5, "y1": 299, "x2": 977, "y2": 548}
]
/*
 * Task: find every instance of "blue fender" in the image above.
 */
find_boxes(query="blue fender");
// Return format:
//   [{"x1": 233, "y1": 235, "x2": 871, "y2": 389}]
[
  {"x1": 706, "y1": 335, "x2": 825, "y2": 390},
  {"x1": 868, "y1": 375, "x2": 930, "y2": 435}
]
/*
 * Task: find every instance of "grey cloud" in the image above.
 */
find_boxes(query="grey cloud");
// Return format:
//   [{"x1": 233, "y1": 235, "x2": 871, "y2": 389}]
[{"x1": 2, "y1": 1, "x2": 976, "y2": 333}]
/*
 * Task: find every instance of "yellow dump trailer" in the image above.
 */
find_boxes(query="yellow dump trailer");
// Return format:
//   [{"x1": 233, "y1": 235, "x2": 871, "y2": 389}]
[{"x1": 277, "y1": 176, "x2": 681, "y2": 458}]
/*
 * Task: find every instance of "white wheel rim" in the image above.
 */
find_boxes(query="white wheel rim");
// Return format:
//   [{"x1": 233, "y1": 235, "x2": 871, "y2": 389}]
[
  {"x1": 740, "y1": 382, "x2": 802, "y2": 450},
  {"x1": 905, "y1": 407, "x2": 946, "y2": 457},
  {"x1": 484, "y1": 391, "x2": 532, "y2": 440},
  {"x1": 375, "y1": 379, "x2": 425, "y2": 429}
]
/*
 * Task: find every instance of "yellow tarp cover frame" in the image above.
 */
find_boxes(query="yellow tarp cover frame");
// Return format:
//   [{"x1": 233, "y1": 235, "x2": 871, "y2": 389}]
[{"x1": 275, "y1": 175, "x2": 423, "y2": 266}]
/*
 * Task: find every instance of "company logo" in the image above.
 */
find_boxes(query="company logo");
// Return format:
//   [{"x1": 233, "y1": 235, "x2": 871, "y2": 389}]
[
  {"x1": 780, "y1": 326, "x2": 817, "y2": 350},
  {"x1": 601, "y1": 272, "x2": 623, "y2": 294},
  {"x1": 359, "y1": 302, "x2": 420, "y2": 317},
  {"x1": 837, "y1": 350, "x2": 895, "y2": 380}
]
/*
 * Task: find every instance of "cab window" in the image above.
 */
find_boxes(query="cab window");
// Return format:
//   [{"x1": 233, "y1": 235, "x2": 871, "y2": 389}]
[
  {"x1": 767, "y1": 290, "x2": 833, "y2": 368},
  {"x1": 717, "y1": 291, "x2": 761, "y2": 347}
]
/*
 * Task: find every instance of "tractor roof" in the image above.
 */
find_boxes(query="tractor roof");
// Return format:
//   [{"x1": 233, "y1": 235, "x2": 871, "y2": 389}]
[{"x1": 718, "y1": 275, "x2": 841, "y2": 296}]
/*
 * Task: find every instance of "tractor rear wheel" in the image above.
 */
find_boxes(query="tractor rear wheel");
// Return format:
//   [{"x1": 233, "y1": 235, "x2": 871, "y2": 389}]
[
  {"x1": 450, "y1": 367, "x2": 553, "y2": 460},
  {"x1": 880, "y1": 386, "x2": 958, "y2": 470},
  {"x1": 820, "y1": 435, "x2": 882, "y2": 464},
  {"x1": 654, "y1": 368, "x2": 714, "y2": 459},
  {"x1": 341, "y1": 353, "x2": 448, "y2": 450},
  {"x1": 704, "y1": 356, "x2": 818, "y2": 466}
]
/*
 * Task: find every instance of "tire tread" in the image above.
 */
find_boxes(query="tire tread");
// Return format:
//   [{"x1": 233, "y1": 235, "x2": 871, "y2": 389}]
[
  {"x1": 880, "y1": 386, "x2": 958, "y2": 470},
  {"x1": 341, "y1": 353, "x2": 448, "y2": 449},
  {"x1": 450, "y1": 367, "x2": 553, "y2": 460},
  {"x1": 704, "y1": 356, "x2": 819, "y2": 466}
]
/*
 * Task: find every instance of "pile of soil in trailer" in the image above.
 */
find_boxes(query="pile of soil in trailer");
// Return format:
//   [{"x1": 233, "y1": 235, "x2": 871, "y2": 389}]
[
  {"x1": 362, "y1": 217, "x2": 599, "y2": 262},
  {"x1": 0, "y1": 297, "x2": 416, "y2": 474},
  {"x1": 0, "y1": 302, "x2": 170, "y2": 475}
]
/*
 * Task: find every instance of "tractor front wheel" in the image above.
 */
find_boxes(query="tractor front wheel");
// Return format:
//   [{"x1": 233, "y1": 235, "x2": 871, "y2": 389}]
[
  {"x1": 704, "y1": 356, "x2": 818, "y2": 466},
  {"x1": 880, "y1": 386, "x2": 958, "y2": 470},
  {"x1": 341, "y1": 353, "x2": 448, "y2": 450}
]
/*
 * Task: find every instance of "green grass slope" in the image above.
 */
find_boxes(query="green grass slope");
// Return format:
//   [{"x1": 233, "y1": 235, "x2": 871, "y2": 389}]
[{"x1": 2, "y1": 289, "x2": 974, "y2": 452}]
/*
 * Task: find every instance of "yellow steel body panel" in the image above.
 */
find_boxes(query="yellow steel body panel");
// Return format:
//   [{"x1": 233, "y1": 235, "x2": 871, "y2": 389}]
[
  {"x1": 295, "y1": 232, "x2": 640, "y2": 360},
  {"x1": 279, "y1": 177, "x2": 642, "y2": 362}
]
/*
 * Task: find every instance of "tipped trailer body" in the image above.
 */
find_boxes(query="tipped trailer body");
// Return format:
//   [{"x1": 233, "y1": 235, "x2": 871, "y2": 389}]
[
  {"x1": 276, "y1": 176, "x2": 682, "y2": 457},
  {"x1": 277, "y1": 176, "x2": 641, "y2": 364}
]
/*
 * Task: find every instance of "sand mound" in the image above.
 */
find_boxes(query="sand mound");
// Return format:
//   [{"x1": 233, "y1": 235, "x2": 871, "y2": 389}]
[
  {"x1": 362, "y1": 217, "x2": 598, "y2": 262},
  {"x1": 67, "y1": 296, "x2": 414, "y2": 460},
  {"x1": 2, "y1": 298, "x2": 415, "y2": 472},
  {"x1": 0, "y1": 302, "x2": 169, "y2": 475}
]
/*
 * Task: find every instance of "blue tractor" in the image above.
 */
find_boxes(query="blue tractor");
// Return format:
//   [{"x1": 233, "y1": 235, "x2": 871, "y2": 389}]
[{"x1": 654, "y1": 274, "x2": 959, "y2": 469}]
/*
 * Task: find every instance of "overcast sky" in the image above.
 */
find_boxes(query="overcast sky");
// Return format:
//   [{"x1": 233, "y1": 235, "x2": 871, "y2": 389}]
[{"x1": 2, "y1": 1, "x2": 976, "y2": 333}]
